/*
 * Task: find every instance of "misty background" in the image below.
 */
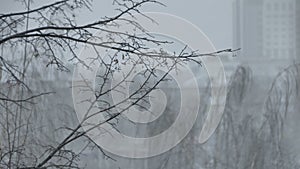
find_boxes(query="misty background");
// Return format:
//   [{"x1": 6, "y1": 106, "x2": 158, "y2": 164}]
[{"x1": 1, "y1": 0, "x2": 300, "y2": 168}]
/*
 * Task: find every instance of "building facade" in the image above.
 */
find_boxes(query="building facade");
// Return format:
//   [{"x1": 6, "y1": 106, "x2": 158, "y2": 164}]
[
  {"x1": 297, "y1": 0, "x2": 300, "y2": 60},
  {"x1": 233, "y1": 0, "x2": 298, "y2": 75}
]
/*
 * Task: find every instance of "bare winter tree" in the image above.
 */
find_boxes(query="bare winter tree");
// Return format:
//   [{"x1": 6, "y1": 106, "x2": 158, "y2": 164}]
[
  {"x1": 0, "y1": 0, "x2": 237, "y2": 168},
  {"x1": 205, "y1": 66, "x2": 254, "y2": 169},
  {"x1": 255, "y1": 63, "x2": 300, "y2": 169}
]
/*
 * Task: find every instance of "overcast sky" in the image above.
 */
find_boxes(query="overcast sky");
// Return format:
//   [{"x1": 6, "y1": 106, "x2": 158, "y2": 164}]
[
  {"x1": 81, "y1": 0, "x2": 234, "y2": 49},
  {"x1": 148, "y1": 0, "x2": 234, "y2": 49},
  {"x1": 1, "y1": 0, "x2": 233, "y2": 49}
]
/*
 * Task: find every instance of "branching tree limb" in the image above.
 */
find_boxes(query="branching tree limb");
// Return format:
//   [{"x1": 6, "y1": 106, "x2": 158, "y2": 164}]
[{"x1": 0, "y1": 0, "x2": 238, "y2": 168}]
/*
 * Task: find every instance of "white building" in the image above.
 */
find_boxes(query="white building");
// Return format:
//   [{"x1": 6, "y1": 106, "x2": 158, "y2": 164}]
[
  {"x1": 233, "y1": 0, "x2": 298, "y2": 76},
  {"x1": 262, "y1": 0, "x2": 296, "y2": 60}
]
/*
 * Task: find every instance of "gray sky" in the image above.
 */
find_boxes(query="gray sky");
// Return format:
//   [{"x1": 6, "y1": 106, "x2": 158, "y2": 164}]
[
  {"x1": 1, "y1": 0, "x2": 233, "y2": 49},
  {"x1": 149, "y1": 0, "x2": 234, "y2": 49},
  {"x1": 81, "y1": 0, "x2": 234, "y2": 49}
]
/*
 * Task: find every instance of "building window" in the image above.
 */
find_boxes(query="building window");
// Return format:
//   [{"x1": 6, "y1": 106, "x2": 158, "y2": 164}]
[
  {"x1": 266, "y1": 3, "x2": 271, "y2": 10},
  {"x1": 282, "y1": 3, "x2": 287, "y2": 10},
  {"x1": 289, "y1": 48, "x2": 294, "y2": 57},
  {"x1": 274, "y1": 3, "x2": 279, "y2": 10},
  {"x1": 289, "y1": 3, "x2": 293, "y2": 10},
  {"x1": 265, "y1": 49, "x2": 271, "y2": 57},
  {"x1": 273, "y1": 49, "x2": 279, "y2": 58},
  {"x1": 281, "y1": 49, "x2": 287, "y2": 56}
]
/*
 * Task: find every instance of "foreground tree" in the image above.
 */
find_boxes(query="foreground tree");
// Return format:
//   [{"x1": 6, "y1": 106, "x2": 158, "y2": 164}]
[{"x1": 0, "y1": 0, "x2": 236, "y2": 168}]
